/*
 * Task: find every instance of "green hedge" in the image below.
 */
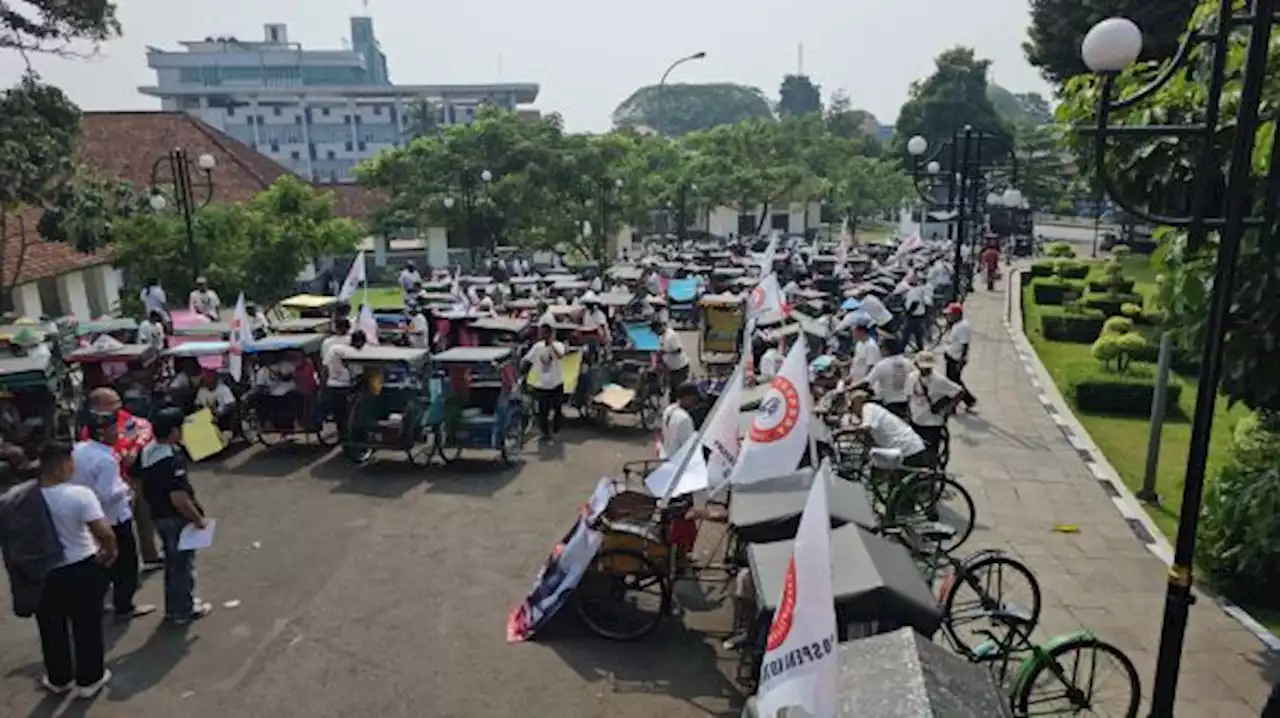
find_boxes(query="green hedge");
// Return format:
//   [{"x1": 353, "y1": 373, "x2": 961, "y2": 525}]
[
  {"x1": 1031, "y1": 278, "x2": 1086, "y2": 305},
  {"x1": 1028, "y1": 261, "x2": 1056, "y2": 278},
  {"x1": 1068, "y1": 366, "x2": 1184, "y2": 417},
  {"x1": 1082, "y1": 292, "x2": 1143, "y2": 317},
  {"x1": 1058, "y1": 262, "x2": 1089, "y2": 279},
  {"x1": 1087, "y1": 278, "x2": 1136, "y2": 293},
  {"x1": 1040, "y1": 306, "x2": 1106, "y2": 343}
]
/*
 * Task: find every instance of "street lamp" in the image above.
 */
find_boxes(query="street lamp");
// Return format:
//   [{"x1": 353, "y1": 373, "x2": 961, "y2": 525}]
[
  {"x1": 443, "y1": 196, "x2": 455, "y2": 209},
  {"x1": 1080, "y1": 5, "x2": 1279, "y2": 716},
  {"x1": 656, "y1": 51, "x2": 707, "y2": 137},
  {"x1": 149, "y1": 149, "x2": 216, "y2": 283},
  {"x1": 925, "y1": 161, "x2": 941, "y2": 175}
]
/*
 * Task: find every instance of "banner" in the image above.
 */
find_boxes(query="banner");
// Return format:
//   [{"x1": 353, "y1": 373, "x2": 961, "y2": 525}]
[
  {"x1": 339, "y1": 249, "x2": 367, "y2": 302},
  {"x1": 506, "y1": 478, "x2": 612, "y2": 642},
  {"x1": 702, "y1": 363, "x2": 744, "y2": 487},
  {"x1": 643, "y1": 432, "x2": 711, "y2": 498},
  {"x1": 730, "y1": 337, "x2": 812, "y2": 486},
  {"x1": 228, "y1": 293, "x2": 248, "y2": 382}
]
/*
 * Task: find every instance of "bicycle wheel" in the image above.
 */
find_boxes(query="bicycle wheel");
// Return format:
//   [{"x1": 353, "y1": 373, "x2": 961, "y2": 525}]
[
  {"x1": 573, "y1": 548, "x2": 670, "y2": 641},
  {"x1": 941, "y1": 553, "x2": 1042, "y2": 658},
  {"x1": 1012, "y1": 636, "x2": 1141, "y2": 717},
  {"x1": 885, "y1": 473, "x2": 976, "y2": 553}
]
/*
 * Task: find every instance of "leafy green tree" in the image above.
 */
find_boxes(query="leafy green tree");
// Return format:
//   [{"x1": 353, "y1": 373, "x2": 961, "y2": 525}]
[
  {"x1": 1013, "y1": 123, "x2": 1074, "y2": 211},
  {"x1": 894, "y1": 47, "x2": 1010, "y2": 157},
  {"x1": 831, "y1": 156, "x2": 912, "y2": 237},
  {"x1": 1058, "y1": 0, "x2": 1280, "y2": 411},
  {"x1": 778, "y1": 74, "x2": 822, "y2": 117},
  {"x1": 0, "y1": 0, "x2": 120, "y2": 53},
  {"x1": 989, "y1": 85, "x2": 1054, "y2": 126},
  {"x1": 612, "y1": 83, "x2": 774, "y2": 136},
  {"x1": 250, "y1": 175, "x2": 363, "y2": 267},
  {"x1": 1023, "y1": 0, "x2": 1195, "y2": 86},
  {"x1": 37, "y1": 169, "x2": 144, "y2": 252},
  {"x1": 402, "y1": 98, "x2": 439, "y2": 139},
  {"x1": 685, "y1": 119, "x2": 816, "y2": 234}
]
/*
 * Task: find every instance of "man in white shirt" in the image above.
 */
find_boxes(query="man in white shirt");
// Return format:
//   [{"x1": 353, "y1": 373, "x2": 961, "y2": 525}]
[
  {"x1": 579, "y1": 295, "x2": 610, "y2": 359},
  {"x1": 398, "y1": 261, "x2": 422, "y2": 304},
  {"x1": 323, "y1": 322, "x2": 363, "y2": 439},
  {"x1": 857, "y1": 292, "x2": 893, "y2": 328},
  {"x1": 907, "y1": 351, "x2": 962, "y2": 467},
  {"x1": 757, "y1": 338, "x2": 784, "y2": 383},
  {"x1": 848, "y1": 322, "x2": 882, "y2": 384},
  {"x1": 23, "y1": 441, "x2": 118, "y2": 697},
  {"x1": 522, "y1": 324, "x2": 567, "y2": 442},
  {"x1": 72, "y1": 412, "x2": 156, "y2": 619},
  {"x1": 902, "y1": 275, "x2": 932, "y2": 351},
  {"x1": 187, "y1": 277, "x2": 221, "y2": 321},
  {"x1": 860, "y1": 339, "x2": 911, "y2": 418},
  {"x1": 848, "y1": 390, "x2": 928, "y2": 467},
  {"x1": 196, "y1": 371, "x2": 238, "y2": 430},
  {"x1": 656, "y1": 319, "x2": 691, "y2": 388},
  {"x1": 136, "y1": 311, "x2": 167, "y2": 351},
  {"x1": 942, "y1": 303, "x2": 976, "y2": 409},
  {"x1": 407, "y1": 307, "x2": 431, "y2": 349},
  {"x1": 139, "y1": 279, "x2": 168, "y2": 321},
  {"x1": 660, "y1": 382, "x2": 700, "y2": 457}
]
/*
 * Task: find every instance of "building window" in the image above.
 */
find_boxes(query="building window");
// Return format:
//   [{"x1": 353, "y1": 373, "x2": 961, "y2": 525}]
[
  {"x1": 273, "y1": 107, "x2": 282, "y2": 116},
  {"x1": 358, "y1": 141, "x2": 366, "y2": 152},
  {"x1": 290, "y1": 151, "x2": 300, "y2": 160},
  {"x1": 246, "y1": 117, "x2": 254, "y2": 125},
  {"x1": 295, "y1": 115, "x2": 302, "y2": 125},
  {"x1": 270, "y1": 141, "x2": 280, "y2": 152},
  {"x1": 344, "y1": 141, "x2": 353, "y2": 152},
  {"x1": 257, "y1": 115, "x2": 264, "y2": 125},
  {"x1": 321, "y1": 107, "x2": 330, "y2": 116},
  {"x1": 372, "y1": 105, "x2": 382, "y2": 115},
  {"x1": 227, "y1": 106, "x2": 236, "y2": 117},
  {"x1": 343, "y1": 115, "x2": 351, "y2": 125},
  {"x1": 326, "y1": 150, "x2": 336, "y2": 160}
]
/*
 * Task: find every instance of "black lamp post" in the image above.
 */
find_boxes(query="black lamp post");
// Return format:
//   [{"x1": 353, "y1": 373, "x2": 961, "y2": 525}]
[
  {"x1": 655, "y1": 51, "x2": 707, "y2": 137},
  {"x1": 906, "y1": 127, "x2": 1019, "y2": 300},
  {"x1": 1080, "y1": 5, "x2": 1279, "y2": 715},
  {"x1": 149, "y1": 148, "x2": 216, "y2": 283},
  {"x1": 444, "y1": 169, "x2": 493, "y2": 269}
]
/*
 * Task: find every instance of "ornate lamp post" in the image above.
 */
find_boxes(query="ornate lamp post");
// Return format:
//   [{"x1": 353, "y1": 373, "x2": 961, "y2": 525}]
[
  {"x1": 445, "y1": 169, "x2": 493, "y2": 268},
  {"x1": 1080, "y1": 5, "x2": 1280, "y2": 715},
  {"x1": 906, "y1": 127, "x2": 1018, "y2": 300},
  {"x1": 655, "y1": 51, "x2": 707, "y2": 137},
  {"x1": 149, "y1": 149, "x2": 216, "y2": 283}
]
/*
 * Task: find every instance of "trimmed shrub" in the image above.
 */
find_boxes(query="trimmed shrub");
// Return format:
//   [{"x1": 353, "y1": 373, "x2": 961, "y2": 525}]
[
  {"x1": 1139, "y1": 309, "x2": 1166, "y2": 326},
  {"x1": 1069, "y1": 366, "x2": 1184, "y2": 416},
  {"x1": 1198, "y1": 413, "x2": 1280, "y2": 604},
  {"x1": 1040, "y1": 306, "x2": 1105, "y2": 343},
  {"x1": 1082, "y1": 292, "x2": 1143, "y2": 317},
  {"x1": 1046, "y1": 242, "x2": 1076, "y2": 258},
  {"x1": 1088, "y1": 277, "x2": 1137, "y2": 293},
  {"x1": 1120, "y1": 302, "x2": 1142, "y2": 319},
  {"x1": 1031, "y1": 277, "x2": 1086, "y2": 305},
  {"x1": 1056, "y1": 260, "x2": 1090, "y2": 279},
  {"x1": 1102, "y1": 316, "x2": 1133, "y2": 335},
  {"x1": 1111, "y1": 245, "x2": 1133, "y2": 260},
  {"x1": 1028, "y1": 261, "x2": 1056, "y2": 278}
]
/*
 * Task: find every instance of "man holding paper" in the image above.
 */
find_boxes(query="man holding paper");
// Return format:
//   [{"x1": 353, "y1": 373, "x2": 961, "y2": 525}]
[{"x1": 137, "y1": 409, "x2": 212, "y2": 625}]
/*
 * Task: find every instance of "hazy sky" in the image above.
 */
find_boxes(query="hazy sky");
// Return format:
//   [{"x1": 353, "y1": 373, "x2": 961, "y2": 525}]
[{"x1": 1, "y1": 0, "x2": 1053, "y2": 131}]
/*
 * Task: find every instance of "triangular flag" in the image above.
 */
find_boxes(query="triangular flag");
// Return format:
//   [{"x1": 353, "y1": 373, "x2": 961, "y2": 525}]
[
  {"x1": 643, "y1": 432, "x2": 711, "y2": 498},
  {"x1": 730, "y1": 336, "x2": 812, "y2": 486},
  {"x1": 702, "y1": 363, "x2": 744, "y2": 488},
  {"x1": 747, "y1": 274, "x2": 791, "y2": 322},
  {"x1": 228, "y1": 293, "x2": 250, "y2": 381},
  {"x1": 358, "y1": 303, "x2": 380, "y2": 346},
  {"x1": 754, "y1": 461, "x2": 840, "y2": 718},
  {"x1": 339, "y1": 250, "x2": 367, "y2": 302}
]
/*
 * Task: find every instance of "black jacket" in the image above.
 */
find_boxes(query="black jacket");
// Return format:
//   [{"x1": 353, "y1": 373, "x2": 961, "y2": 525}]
[{"x1": 0, "y1": 480, "x2": 65, "y2": 617}]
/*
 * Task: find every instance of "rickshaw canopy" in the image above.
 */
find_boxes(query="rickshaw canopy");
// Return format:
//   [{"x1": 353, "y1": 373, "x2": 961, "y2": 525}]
[
  {"x1": 431, "y1": 346, "x2": 514, "y2": 364},
  {"x1": 699, "y1": 293, "x2": 744, "y2": 308},
  {"x1": 244, "y1": 333, "x2": 326, "y2": 354},
  {"x1": 469, "y1": 317, "x2": 530, "y2": 336},
  {"x1": 270, "y1": 317, "x2": 329, "y2": 334},
  {"x1": 343, "y1": 346, "x2": 432, "y2": 367},
  {"x1": 606, "y1": 266, "x2": 644, "y2": 282},
  {"x1": 279, "y1": 294, "x2": 338, "y2": 310},
  {"x1": 597, "y1": 291, "x2": 635, "y2": 307},
  {"x1": 66, "y1": 343, "x2": 158, "y2": 364},
  {"x1": 172, "y1": 322, "x2": 232, "y2": 338},
  {"x1": 164, "y1": 341, "x2": 230, "y2": 358},
  {"x1": 75, "y1": 317, "x2": 138, "y2": 337}
]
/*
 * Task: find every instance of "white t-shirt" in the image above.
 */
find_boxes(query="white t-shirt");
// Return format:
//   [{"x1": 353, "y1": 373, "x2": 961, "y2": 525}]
[
  {"x1": 41, "y1": 483, "x2": 105, "y2": 567},
  {"x1": 908, "y1": 370, "x2": 962, "y2": 427},
  {"x1": 524, "y1": 341, "x2": 566, "y2": 390},
  {"x1": 861, "y1": 402, "x2": 925, "y2": 457},
  {"x1": 759, "y1": 347, "x2": 783, "y2": 380},
  {"x1": 661, "y1": 329, "x2": 690, "y2": 371},
  {"x1": 196, "y1": 383, "x2": 237, "y2": 411},
  {"x1": 660, "y1": 404, "x2": 695, "y2": 458},
  {"x1": 325, "y1": 342, "x2": 359, "y2": 388},
  {"x1": 188, "y1": 289, "x2": 221, "y2": 318},
  {"x1": 408, "y1": 313, "x2": 431, "y2": 348},
  {"x1": 946, "y1": 319, "x2": 973, "y2": 361},
  {"x1": 849, "y1": 338, "x2": 882, "y2": 383},
  {"x1": 581, "y1": 307, "x2": 608, "y2": 332},
  {"x1": 859, "y1": 295, "x2": 892, "y2": 326},
  {"x1": 865, "y1": 354, "x2": 912, "y2": 404},
  {"x1": 399, "y1": 269, "x2": 422, "y2": 293},
  {"x1": 904, "y1": 284, "x2": 931, "y2": 317},
  {"x1": 140, "y1": 286, "x2": 167, "y2": 314}
]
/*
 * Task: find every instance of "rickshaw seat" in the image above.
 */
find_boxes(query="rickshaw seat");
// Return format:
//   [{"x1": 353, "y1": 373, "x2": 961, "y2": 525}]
[
  {"x1": 869, "y1": 447, "x2": 904, "y2": 469},
  {"x1": 912, "y1": 521, "x2": 957, "y2": 542}
]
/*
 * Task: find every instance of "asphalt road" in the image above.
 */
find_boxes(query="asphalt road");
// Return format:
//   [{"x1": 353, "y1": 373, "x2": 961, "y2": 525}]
[{"x1": 0, "y1": 334, "x2": 743, "y2": 718}]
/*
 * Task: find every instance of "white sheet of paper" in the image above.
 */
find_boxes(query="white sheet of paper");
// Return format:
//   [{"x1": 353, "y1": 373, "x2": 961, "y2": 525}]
[{"x1": 178, "y1": 519, "x2": 217, "y2": 551}]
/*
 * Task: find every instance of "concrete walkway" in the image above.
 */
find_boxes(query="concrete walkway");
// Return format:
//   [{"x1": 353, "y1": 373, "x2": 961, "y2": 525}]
[{"x1": 947, "y1": 281, "x2": 1273, "y2": 717}]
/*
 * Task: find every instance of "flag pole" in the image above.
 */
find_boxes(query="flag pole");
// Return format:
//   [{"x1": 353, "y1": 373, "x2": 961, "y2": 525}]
[{"x1": 653, "y1": 359, "x2": 745, "y2": 514}]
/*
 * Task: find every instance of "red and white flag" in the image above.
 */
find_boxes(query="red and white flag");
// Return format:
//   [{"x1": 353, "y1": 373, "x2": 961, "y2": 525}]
[
  {"x1": 729, "y1": 336, "x2": 812, "y2": 486},
  {"x1": 754, "y1": 462, "x2": 839, "y2": 717},
  {"x1": 747, "y1": 273, "x2": 791, "y2": 323},
  {"x1": 228, "y1": 293, "x2": 251, "y2": 381},
  {"x1": 339, "y1": 250, "x2": 367, "y2": 302},
  {"x1": 702, "y1": 362, "x2": 744, "y2": 488}
]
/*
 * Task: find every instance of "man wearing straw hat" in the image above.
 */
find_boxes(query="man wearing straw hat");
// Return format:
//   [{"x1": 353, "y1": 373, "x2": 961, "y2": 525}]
[{"x1": 907, "y1": 351, "x2": 963, "y2": 468}]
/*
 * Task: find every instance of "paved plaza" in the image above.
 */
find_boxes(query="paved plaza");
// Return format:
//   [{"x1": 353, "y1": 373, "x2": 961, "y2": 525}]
[{"x1": 0, "y1": 292, "x2": 1273, "y2": 716}]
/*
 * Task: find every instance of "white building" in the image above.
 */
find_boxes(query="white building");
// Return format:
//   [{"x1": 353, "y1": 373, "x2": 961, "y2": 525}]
[{"x1": 138, "y1": 16, "x2": 539, "y2": 184}]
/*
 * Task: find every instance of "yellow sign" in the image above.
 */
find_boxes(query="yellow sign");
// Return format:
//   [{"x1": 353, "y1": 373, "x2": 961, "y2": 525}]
[
  {"x1": 183, "y1": 408, "x2": 226, "y2": 462},
  {"x1": 525, "y1": 349, "x2": 583, "y2": 395}
]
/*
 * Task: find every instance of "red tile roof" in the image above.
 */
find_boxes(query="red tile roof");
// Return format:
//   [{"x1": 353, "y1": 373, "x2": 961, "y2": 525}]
[{"x1": 2, "y1": 111, "x2": 383, "y2": 287}]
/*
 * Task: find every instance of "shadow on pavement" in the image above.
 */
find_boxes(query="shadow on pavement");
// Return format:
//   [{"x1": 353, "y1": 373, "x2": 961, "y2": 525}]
[
  {"x1": 307, "y1": 453, "x2": 428, "y2": 499},
  {"x1": 214, "y1": 442, "x2": 335, "y2": 478},
  {"x1": 953, "y1": 412, "x2": 1052, "y2": 452},
  {"x1": 105, "y1": 624, "x2": 198, "y2": 701}
]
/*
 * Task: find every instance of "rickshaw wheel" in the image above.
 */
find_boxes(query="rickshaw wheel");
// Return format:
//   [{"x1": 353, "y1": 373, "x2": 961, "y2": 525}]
[
  {"x1": 637, "y1": 394, "x2": 662, "y2": 431},
  {"x1": 314, "y1": 421, "x2": 340, "y2": 447},
  {"x1": 500, "y1": 416, "x2": 524, "y2": 467},
  {"x1": 342, "y1": 445, "x2": 375, "y2": 464},
  {"x1": 256, "y1": 425, "x2": 283, "y2": 447},
  {"x1": 239, "y1": 415, "x2": 261, "y2": 445},
  {"x1": 406, "y1": 427, "x2": 438, "y2": 467},
  {"x1": 573, "y1": 548, "x2": 670, "y2": 641},
  {"x1": 440, "y1": 435, "x2": 464, "y2": 465},
  {"x1": 584, "y1": 400, "x2": 607, "y2": 426}
]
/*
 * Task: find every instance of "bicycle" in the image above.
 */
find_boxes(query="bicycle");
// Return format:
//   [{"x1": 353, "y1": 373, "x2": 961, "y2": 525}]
[{"x1": 970, "y1": 610, "x2": 1141, "y2": 717}]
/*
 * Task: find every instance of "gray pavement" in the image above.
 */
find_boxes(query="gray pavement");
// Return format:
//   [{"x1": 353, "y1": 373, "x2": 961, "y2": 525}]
[{"x1": 951, "y1": 281, "x2": 1274, "y2": 716}]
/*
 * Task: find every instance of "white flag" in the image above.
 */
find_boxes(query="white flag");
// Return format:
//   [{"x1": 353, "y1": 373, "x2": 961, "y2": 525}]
[
  {"x1": 746, "y1": 274, "x2": 789, "y2": 323},
  {"x1": 643, "y1": 432, "x2": 711, "y2": 498},
  {"x1": 228, "y1": 292, "x2": 252, "y2": 381},
  {"x1": 755, "y1": 233, "x2": 780, "y2": 275},
  {"x1": 702, "y1": 363, "x2": 744, "y2": 488},
  {"x1": 358, "y1": 303, "x2": 380, "y2": 346},
  {"x1": 755, "y1": 461, "x2": 840, "y2": 718},
  {"x1": 339, "y1": 250, "x2": 367, "y2": 302},
  {"x1": 730, "y1": 336, "x2": 812, "y2": 486}
]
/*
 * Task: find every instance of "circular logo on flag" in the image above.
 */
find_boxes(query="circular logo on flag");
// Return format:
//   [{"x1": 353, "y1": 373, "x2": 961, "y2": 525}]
[
  {"x1": 749, "y1": 284, "x2": 766, "y2": 311},
  {"x1": 750, "y1": 376, "x2": 801, "y2": 443},
  {"x1": 767, "y1": 556, "x2": 797, "y2": 650}
]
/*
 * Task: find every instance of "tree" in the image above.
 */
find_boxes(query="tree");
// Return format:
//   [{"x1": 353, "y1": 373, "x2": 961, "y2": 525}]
[
  {"x1": 831, "y1": 156, "x2": 912, "y2": 237},
  {"x1": 1057, "y1": 0, "x2": 1280, "y2": 412},
  {"x1": 1012, "y1": 123, "x2": 1074, "y2": 212},
  {"x1": 894, "y1": 47, "x2": 1010, "y2": 156},
  {"x1": 1023, "y1": 0, "x2": 1195, "y2": 85},
  {"x1": 988, "y1": 85, "x2": 1054, "y2": 126},
  {"x1": 778, "y1": 74, "x2": 822, "y2": 117},
  {"x1": 611, "y1": 83, "x2": 774, "y2": 136},
  {"x1": 0, "y1": 0, "x2": 120, "y2": 53},
  {"x1": 402, "y1": 98, "x2": 439, "y2": 139},
  {"x1": 824, "y1": 90, "x2": 883, "y2": 156},
  {"x1": 250, "y1": 175, "x2": 363, "y2": 268}
]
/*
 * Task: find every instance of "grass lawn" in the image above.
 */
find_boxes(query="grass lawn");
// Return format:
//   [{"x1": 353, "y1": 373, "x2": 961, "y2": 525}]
[{"x1": 361, "y1": 286, "x2": 402, "y2": 307}]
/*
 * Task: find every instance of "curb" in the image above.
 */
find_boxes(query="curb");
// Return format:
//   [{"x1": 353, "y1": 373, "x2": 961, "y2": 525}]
[{"x1": 1003, "y1": 268, "x2": 1280, "y2": 653}]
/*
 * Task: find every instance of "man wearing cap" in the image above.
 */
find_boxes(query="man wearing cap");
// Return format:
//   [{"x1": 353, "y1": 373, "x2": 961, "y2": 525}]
[
  {"x1": 847, "y1": 321, "x2": 882, "y2": 385},
  {"x1": 72, "y1": 411, "x2": 156, "y2": 619},
  {"x1": 907, "y1": 351, "x2": 962, "y2": 466},
  {"x1": 187, "y1": 277, "x2": 221, "y2": 321},
  {"x1": 942, "y1": 303, "x2": 976, "y2": 409},
  {"x1": 660, "y1": 382, "x2": 701, "y2": 457},
  {"x1": 655, "y1": 318, "x2": 691, "y2": 389},
  {"x1": 860, "y1": 339, "x2": 912, "y2": 419},
  {"x1": 846, "y1": 389, "x2": 929, "y2": 468},
  {"x1": 138, "y1": 408, "x2": 212, "y2": 624},
  {"x1": 579, "y1": 293, "x2": 610, "y2": 360}
]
